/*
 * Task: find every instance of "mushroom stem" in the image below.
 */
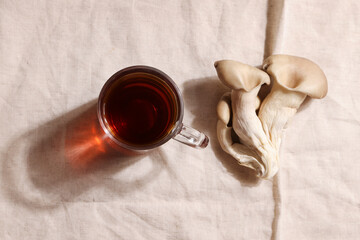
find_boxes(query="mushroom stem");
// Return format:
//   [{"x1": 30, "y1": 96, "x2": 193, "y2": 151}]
[
  {"x1": 259, "y1": 84, "x2": 306, "y2": 151},
  {"x1": 217, "y1": 120, "x2": 265, "y2": 174},
  {"x1": 216, "y1": 93, "x2": 265, "y2": 175},
  {"x1": 231, "y1": 87, "x2": 279, "y2": 178}
]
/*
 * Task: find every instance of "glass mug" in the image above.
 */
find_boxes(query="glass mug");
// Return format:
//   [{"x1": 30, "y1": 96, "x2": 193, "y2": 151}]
[{"x1": 97, "y1": 66, "x2": 209, "y2": 151}]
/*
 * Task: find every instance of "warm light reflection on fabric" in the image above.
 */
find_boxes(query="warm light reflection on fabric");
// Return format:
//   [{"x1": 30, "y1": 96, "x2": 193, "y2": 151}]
[{"x1": 64, "y1": 103, "x2": 138, "y2": 170}]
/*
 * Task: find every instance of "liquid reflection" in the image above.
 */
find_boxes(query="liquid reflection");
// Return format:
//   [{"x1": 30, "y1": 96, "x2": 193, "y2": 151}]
[{"x1": 65, "y1": 101, "x2": 140, "y2": 170}]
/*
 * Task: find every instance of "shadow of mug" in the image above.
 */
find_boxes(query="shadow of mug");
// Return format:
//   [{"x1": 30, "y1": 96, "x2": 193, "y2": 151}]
[{"x1": 2, "y1": 100, "x2": 165, "y2": 209}]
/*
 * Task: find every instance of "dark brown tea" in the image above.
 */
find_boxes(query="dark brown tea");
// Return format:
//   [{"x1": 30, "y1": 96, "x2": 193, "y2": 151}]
[{"x1": 101, "y1": 72, "x2": 179, "y2": 147}]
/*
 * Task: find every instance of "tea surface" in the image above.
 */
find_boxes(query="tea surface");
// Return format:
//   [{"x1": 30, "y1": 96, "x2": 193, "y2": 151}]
[{"x1": 103, "y1": 74, "x2": 177, "y2": 147}]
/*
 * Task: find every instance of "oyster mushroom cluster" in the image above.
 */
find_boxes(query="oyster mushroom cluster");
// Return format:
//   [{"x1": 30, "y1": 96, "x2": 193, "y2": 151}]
[{"x1": 215, "y1": 55, "x2": 328, "y2": 179}]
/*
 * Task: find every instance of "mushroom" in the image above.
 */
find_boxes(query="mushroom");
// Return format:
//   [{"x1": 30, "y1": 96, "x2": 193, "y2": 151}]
[
  {"x1": 215, "y1": 60, "x2": 278, "y2": 178},
  {"x1": 259, "y1": 55, "x2": 328, "y2": 158},
  {"x1": 216, "y1": 92, "x2": 265, "y2": 174}
]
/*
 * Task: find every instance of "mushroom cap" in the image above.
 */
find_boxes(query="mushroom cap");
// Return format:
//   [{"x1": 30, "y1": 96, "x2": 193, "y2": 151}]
[
  {"x1": 214, "y1": 60, "x2": 270, "y2": 91},
  {"x1": 263, "y1": 55, "x2": 328, "y2": 99},
  {"x1": 217, "y1": 92, "x2": 231, "y2": 125}
]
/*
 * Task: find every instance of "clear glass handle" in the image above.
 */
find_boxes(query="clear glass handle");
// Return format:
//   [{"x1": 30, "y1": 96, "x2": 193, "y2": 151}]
[{"x1": 173, "y1": 124, "x2": 209, "y2": 149}]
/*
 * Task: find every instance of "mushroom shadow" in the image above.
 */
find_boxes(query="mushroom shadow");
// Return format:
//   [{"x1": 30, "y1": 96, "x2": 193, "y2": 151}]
[
  {"x1": 2, "y1": 100, "x2": 165, "y2": 210},
  {"x1": 182, "y1": 77, "x2": 260, "y2": 186}
]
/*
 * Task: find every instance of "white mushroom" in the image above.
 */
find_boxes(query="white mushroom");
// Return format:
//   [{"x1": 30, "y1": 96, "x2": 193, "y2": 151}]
[
  {"x1": 259, "y1": 55, "x2": 328, "y2": 159},
  {"x1": 216, "y1": 92, "x2": 265, "y2": 174},
  {"x1": 215, "y1": 60, "x2": 278, "y2": 178}
]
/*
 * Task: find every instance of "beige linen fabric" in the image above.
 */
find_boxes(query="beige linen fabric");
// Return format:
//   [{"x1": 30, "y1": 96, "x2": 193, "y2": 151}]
[{"x1": 0, "y1": 0, "x2": 359, "y2": 239}]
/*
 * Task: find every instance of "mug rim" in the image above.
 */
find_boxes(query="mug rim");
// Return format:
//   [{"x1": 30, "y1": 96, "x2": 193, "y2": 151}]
[{"x1": 97, "y1": 65, "x2": 184, "y2": 150}]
